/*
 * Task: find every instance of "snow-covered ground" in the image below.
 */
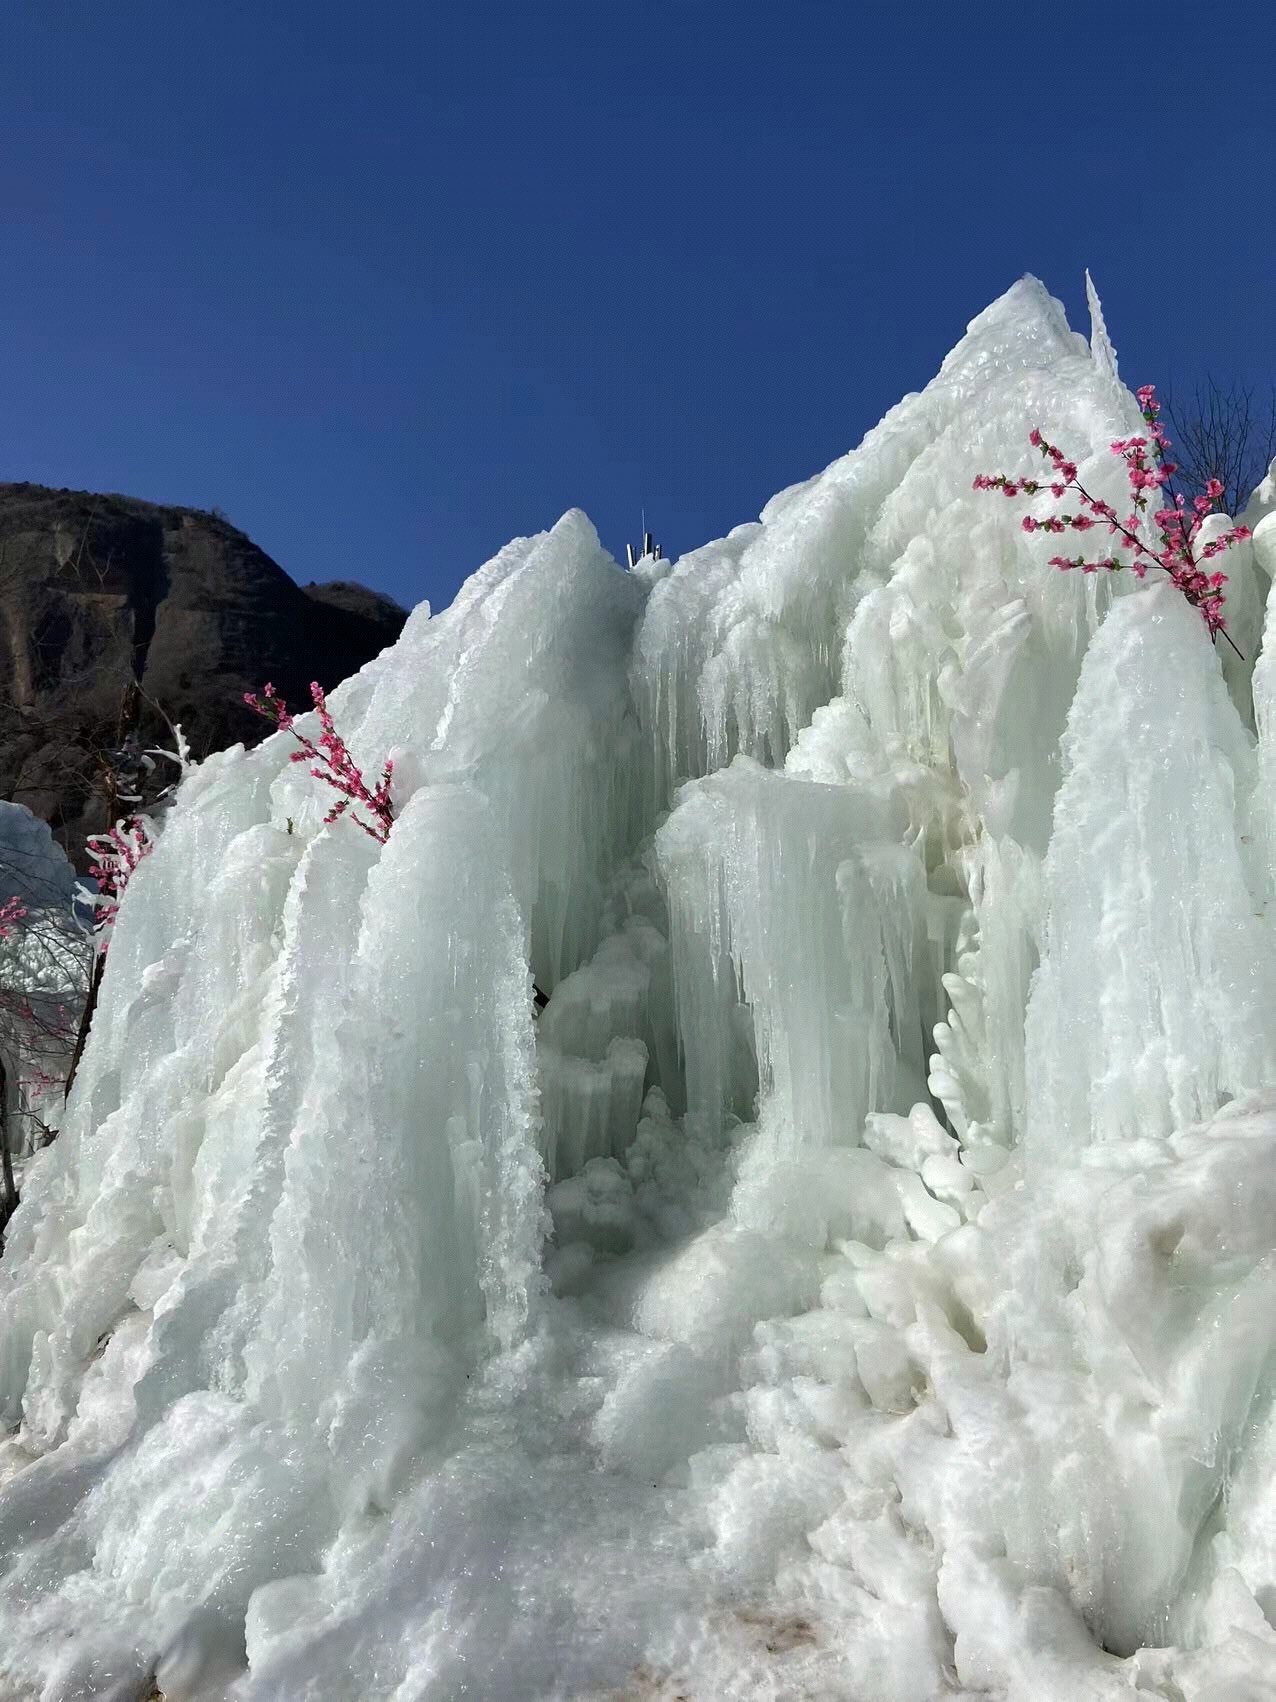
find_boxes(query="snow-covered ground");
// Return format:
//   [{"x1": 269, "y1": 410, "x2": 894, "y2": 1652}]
[{"x1": 4, "y1": 277, "x2": 1276, "y2": 1700}]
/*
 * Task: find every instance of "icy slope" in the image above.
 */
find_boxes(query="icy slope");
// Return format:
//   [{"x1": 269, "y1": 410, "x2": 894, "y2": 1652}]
[{"x1": 4, "y1": 278, "x2": 1276, "y2": 1702}]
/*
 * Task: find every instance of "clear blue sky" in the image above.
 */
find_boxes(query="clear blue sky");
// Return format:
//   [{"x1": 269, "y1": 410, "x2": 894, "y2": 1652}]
[{"x1": 2, "y1": 3, "x2": 1273, "y2": 614}]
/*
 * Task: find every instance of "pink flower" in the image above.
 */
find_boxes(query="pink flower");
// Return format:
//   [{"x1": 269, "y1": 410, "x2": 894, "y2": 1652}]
[
  {"x1": 0, "y1": 896, "x2": 28, "y2": 941},
  {"x1": 973, "y1": 388, "x2": 1247, "y2": 650},
  {"x1": 244, "y1": 683, "x2": 395, "y2": 843}
]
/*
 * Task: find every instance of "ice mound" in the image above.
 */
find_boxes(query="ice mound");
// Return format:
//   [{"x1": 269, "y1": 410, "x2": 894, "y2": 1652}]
[{"x1": 5, "y1": 277, "x2": 1276, "y2": 1701}]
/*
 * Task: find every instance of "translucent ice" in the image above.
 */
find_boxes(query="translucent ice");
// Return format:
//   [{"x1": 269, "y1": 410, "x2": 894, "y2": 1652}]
[{"x1": 5, "y1": 278, "x2": 1276, "y2": 1701}]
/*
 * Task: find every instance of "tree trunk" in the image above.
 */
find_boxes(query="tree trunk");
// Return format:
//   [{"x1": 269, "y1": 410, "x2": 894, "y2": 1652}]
[
  {"x1": 62, "y1": 951, "x2": 105, "y2": 1106},
  {"x1": 1, "y1": 1057, "x2": 16, "y2": 1241}
]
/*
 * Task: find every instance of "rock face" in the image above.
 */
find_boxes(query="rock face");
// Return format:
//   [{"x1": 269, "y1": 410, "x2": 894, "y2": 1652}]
[{"x1": 0, "y1": 482, "x2": 407, "y2": 863}]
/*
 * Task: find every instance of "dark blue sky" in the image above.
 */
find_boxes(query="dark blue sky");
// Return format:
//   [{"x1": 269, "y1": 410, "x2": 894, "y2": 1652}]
[{"x1": 3, "y1": 3, "x2": 1273, "y2": 613}]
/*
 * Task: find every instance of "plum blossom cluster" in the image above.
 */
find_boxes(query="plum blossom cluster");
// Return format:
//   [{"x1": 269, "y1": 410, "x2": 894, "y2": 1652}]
[
  {"x1": 975, "y1": 385, "x2": 1251, "y2": 644},
  {"x1": 0, "y1": 896, "x2": 27, "y2": 941},
  {"x1": 244, "y1": 681, "x2": 395, "y2": 843},
  {"x1": 86, "y1": 818, "x2": 153, "y2": 936}
]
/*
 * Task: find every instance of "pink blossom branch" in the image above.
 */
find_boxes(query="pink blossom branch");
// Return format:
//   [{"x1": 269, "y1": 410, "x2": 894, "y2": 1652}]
[
  {"x1": 86, "y1": 818, "x2": 153, "y2": 940},
  {"x1": 243, "y1": 682, "x2": 395, "y2": 843},
  {"x1": 0, "y1": 896, "x2": 28, "y2": 941},
  {"x1": 975, "y1": 386, "x2": 1250, "y2": 655}
]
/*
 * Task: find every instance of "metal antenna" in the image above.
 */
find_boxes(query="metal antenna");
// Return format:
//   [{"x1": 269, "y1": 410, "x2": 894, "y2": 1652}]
[{"x1": 625, "y1": 509, "x2": 663, "y2": 569}]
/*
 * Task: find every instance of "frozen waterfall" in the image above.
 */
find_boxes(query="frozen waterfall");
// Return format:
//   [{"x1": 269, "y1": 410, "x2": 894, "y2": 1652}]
[{"x1": 4, "y1": 276, "x2": 1276, "y2": 1701}]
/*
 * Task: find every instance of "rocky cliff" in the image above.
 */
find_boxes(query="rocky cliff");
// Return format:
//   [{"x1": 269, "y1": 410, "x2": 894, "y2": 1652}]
[{"x1": 0, "y1": 483, "x2": 406, "y2": 862}]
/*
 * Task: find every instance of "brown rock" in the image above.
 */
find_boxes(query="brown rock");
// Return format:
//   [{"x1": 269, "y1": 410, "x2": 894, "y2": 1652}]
[{"x1": 0, "y1": 483, "x2": 407, "y2": 864}]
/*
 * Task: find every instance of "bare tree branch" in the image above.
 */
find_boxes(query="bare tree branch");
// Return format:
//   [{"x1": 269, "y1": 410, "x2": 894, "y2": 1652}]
[{"x1": 1163, "y1": 377, "x2": 1276, "y2": 518}]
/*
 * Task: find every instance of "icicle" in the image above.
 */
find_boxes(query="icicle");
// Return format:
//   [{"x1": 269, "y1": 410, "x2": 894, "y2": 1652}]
[{"x1": 1085, "y1": 267, "x2": 1120, "y2": 382}]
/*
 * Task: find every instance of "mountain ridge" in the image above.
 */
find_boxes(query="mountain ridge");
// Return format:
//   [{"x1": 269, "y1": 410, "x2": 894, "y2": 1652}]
[{"x1": 0, "y1": 480, "x2": 407, "y2": 863}]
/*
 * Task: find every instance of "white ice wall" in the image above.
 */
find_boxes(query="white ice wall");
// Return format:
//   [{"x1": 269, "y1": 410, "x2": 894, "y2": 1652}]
[{"x1": 5, "y1": 279, "x2": 1276, "y2": 1702}]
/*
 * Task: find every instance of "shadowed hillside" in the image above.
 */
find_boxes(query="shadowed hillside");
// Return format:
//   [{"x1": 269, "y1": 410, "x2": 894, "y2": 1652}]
[{"x1": 0, "y1": 482, "x2": 407, "y2": 862}]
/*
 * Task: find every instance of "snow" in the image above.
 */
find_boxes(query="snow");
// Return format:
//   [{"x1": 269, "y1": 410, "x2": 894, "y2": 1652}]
[
  {"x1": 0, "y1": 802, "x2": 89, "y2": 1146},
  {"x1": 4, "y1": 276, "x2": 1276, "y2": 1700}
]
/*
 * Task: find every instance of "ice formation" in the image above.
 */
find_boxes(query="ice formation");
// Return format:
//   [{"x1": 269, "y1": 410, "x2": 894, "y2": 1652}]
[
  {"x1": 0, "y1": 802, "x2": 89, "y2": 1154},
  {"x1": 4, "y1": 277, "x2": 1276, "y2": 1700}
]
